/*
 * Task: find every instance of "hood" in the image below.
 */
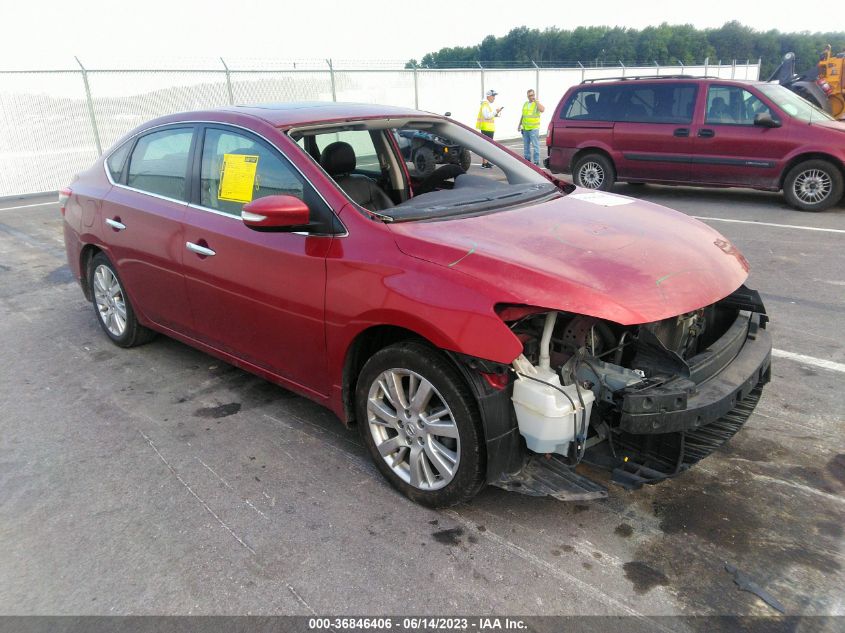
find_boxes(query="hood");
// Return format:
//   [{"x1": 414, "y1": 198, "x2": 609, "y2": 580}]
[
  {"x1": 388, "y1": 190, "x2": 749, "y2": 325},
  {"x1": 809, "y1": 118, "x2": 845, "y2": 133}
]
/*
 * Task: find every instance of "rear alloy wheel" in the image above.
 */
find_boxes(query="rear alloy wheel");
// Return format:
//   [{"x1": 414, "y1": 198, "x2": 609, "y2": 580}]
[
  {"x1": 573, "y1": 153, "x2": 615, "y2": 191},
  {"x1": 783, "y1": 160, "x2": 844, "y2": 212},
  {"x1": 89, "y1": 252, "x2": 156, "y2": 347},
  {"x1": 356, "y1": 342, "x2": 485, "y2": 507}
]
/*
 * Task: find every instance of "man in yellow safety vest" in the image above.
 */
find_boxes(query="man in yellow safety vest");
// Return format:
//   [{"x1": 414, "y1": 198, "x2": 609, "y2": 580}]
[
  {"x1": 476, "y1": 89, "x2": 502, "y2": 168},
  {"x1": 518, "y1": 88, "x2": 545, "y2": 165}
]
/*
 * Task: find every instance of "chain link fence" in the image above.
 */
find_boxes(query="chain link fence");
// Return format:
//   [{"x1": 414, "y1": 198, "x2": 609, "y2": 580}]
[{"x1": 0, "y1": 58, "x2": 760, "y2": 197}]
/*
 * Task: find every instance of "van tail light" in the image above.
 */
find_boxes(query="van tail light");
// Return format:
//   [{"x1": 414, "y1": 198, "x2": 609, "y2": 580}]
[
  {"x1": 546, "y1": 122, "x2": 553, "y2": 147},
  {"x1": 58, "y1": 188, "x2": 72, "y2": 216}
]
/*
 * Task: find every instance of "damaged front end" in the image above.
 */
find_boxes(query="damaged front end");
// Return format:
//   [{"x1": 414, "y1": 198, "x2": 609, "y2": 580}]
[{"x1": 487, "y1": 284, "x2": 772, "y2": 500}]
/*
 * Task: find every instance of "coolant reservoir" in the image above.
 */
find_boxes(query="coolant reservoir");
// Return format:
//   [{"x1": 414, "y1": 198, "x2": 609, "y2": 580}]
[{"x1": 511, "y1": 365, "x2": 595, "y2": 456}]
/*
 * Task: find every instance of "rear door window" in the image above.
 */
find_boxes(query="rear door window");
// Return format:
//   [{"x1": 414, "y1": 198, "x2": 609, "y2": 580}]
[{"x1": 126, "y1": 127, "x2": 193, "y2": 200}]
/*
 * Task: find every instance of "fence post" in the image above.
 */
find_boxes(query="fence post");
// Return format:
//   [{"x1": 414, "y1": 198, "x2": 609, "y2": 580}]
[
  {"x1": 326, "y1": 58, "x2": 337, "y2": 102},
  {"x1": 757, "y1": 57, "x2": 762, "y2": 80},
  {"x1": 578, "y1": 61, "x2": 584, "y2": 83},
  {"x1": 476, "y1": 61, "x2": 484, "y2": 99},
  {"x1": 412, "y1": 63, "x2": 419, "y2": 109},
  {"x1": 74, "y1": 56, "x2": 102, "y2": 156},
  {"x1": 677, "y1": 59, "x2": 685, "y2": 74},
  {"x1": 704, "y1": 56, "x2": 709, "y2": 76},
  {"x1": 654, "y1": 60, "x2": 660, "y2": 76},
  {"x1": 220, "y1": 57, "x2": 234, "y2": 105},
  {"x1": 731, "y1": 60, "x2": 736, "y2": 79},
  {"x1": 531, "y1": 60, "x2": 540, "y2": 96},
  {"x1": 619, "y1": 61, "x2": 625, "y2": 77}
]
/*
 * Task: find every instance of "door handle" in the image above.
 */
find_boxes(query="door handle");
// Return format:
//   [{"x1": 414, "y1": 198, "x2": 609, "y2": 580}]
[
  {"x1": 698, "y1": 129, "x2": 716, "y2": 138},
  {"x1": 186, "y1": 241, "x2": 216, "y2": 257},
  {"x1": 673, "y1": 128, "x2": 690, "y2": 137},
  {"x1": 105, "y1": 218, "x2": 126, "y2": 231}
]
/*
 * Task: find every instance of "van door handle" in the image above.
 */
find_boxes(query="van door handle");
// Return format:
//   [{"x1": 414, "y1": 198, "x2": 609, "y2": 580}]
[
  {"x1": 105, "y1": 218, "x2": 126, "y2": 231},
  {"x1": 673, "y1": 128, "x2": 690, "y2": 137},
  {"x1": 186, "y1": 241, "x2": 216, "y2": 257},
  {"x1": 698, "y1": 129, "x2": 716, "y2": 138}
]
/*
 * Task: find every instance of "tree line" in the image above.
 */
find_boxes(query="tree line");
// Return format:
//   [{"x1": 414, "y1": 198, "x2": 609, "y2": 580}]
[{"x1": 406, "y1": 21, "x2": 845, "y2": 77}]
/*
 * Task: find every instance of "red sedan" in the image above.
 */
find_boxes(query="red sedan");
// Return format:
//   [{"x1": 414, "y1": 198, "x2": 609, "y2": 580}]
[{"x1": 61, "y1": 103, "x2": 772, "y2": 506}]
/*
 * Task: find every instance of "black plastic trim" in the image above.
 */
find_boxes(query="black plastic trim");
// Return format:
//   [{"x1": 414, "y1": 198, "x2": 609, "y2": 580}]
[{"x1": 620, "y1": 312, "x2": 772, "y2": 434}]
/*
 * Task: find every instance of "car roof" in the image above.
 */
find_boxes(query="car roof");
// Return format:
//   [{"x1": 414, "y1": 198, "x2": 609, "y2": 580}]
[
  {"x1": 576, "y1": 76, "x2": 766, "y2": 88},
  {"x1": 213, "y1": 101, "x2": 431, "y2": 128}
]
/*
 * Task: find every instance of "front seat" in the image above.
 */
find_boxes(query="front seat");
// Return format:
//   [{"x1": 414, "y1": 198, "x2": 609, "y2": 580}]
[{"x1": 320, "y1": 142, "x2": 394, "y2": 212}]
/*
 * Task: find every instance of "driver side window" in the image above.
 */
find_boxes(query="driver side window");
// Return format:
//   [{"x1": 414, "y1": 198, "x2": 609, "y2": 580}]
[
  {"x1": 706, "y1": 86, "x2": 772, "y2": 125},
  {"x1": 200, "y1": 128, "x2": 304, "y2": 217}
]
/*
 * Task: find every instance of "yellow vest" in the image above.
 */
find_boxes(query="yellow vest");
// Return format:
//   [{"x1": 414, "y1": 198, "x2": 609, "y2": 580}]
[
  {"x1": 521, "y1": 101, "x2": 540, "y2": 130},
  {"x1": 476, "y1": 101, "x2": 495, "y2": 132}
]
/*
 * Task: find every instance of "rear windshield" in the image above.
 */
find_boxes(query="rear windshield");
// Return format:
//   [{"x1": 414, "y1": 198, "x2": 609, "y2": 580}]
[{"x1": 563, "y1": 83, "x2": 698, "y2": 124}]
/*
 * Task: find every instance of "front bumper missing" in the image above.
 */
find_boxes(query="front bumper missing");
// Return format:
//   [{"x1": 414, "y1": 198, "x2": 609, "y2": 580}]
[
  {"x1": 490, "y1": 303, "x2": 772, "y2": 497},
  {"x1": 619, "y1": 311, "x2": 772, "y2": 435}
]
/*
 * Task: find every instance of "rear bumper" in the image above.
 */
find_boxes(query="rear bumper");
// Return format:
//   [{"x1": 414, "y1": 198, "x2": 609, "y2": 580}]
[{"x1": 620, "y1": 311, "x2": 771, "y2": 435}]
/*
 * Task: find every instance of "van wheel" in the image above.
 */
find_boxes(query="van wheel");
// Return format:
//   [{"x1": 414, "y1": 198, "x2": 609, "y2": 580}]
[
  {"x1": 356, "y1": 341, "x2": 485, "y2": 507},
  {"x1": 783, "y1": 160, "x2": 844, "y2": 212},
  {"x1": 573, "y1": 153, "x2": 615, "y2": 191}
]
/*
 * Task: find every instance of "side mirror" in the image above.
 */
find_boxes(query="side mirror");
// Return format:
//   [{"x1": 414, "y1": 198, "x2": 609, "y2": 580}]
[
  {"x1": 242, "y1": 195, "x2": 310, "y2": 230},
  {"x1": 754, "y1": 112, "x2": 782, "y2": 128}
]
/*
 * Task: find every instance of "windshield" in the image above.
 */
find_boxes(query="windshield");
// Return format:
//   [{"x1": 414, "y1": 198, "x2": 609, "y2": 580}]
[
  {"x1": 289, "y1": 117, "x2": 560, "y2": 221},
  {"x1": 758, "y1": 84, "x2": 835, "y2": 123}
]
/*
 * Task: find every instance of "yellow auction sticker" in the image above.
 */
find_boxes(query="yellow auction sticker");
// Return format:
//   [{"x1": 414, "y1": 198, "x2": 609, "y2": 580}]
[{"x1": 218, "y1": 154, "x2": 259, "y2": 203}]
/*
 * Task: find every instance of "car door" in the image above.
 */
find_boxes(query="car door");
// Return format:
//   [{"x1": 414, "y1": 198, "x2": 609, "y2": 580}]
[
  {"x1": 691, "y1": 84, "x2": 794, "y2": 188},
  {"x1": 181, "y1": 124, "x2": 338, "y2": 394},
  {"x1": 611, "y1": 83, "x2": 697, "y2": 183},
  {"x1": 102, "y1": 125, "x2": 195, "y2": 332}
]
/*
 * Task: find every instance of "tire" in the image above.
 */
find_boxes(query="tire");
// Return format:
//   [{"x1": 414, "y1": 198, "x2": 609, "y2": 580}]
[
  {"x1": 459, "y1": 148, "x2": 472, "y2": 172},
  {"x1": 782, "y1": 160, "x2": 844, "y2": 212},
  {"x1": 413, "y1": 147, "x2": 436, "y2": 178},
  {"x1": 355, "y1": 341, "x2": 485, "y2": 507},
  {"x1": 573, "y1": 153, "x2": 615, "y2": 191},
  {"x1": 88, "y1": 252, "x2": 156, "y2": 348}
]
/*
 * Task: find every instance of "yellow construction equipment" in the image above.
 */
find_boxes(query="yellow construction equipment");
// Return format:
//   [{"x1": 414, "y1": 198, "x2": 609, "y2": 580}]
[{"x1": 818, "y1": 46, "x2": 845, "y2": 119}]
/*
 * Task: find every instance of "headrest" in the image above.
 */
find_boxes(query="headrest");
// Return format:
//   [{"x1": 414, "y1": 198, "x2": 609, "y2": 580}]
[{"x1": 320, "y1": 141, "x2": 356, "y2": 176}]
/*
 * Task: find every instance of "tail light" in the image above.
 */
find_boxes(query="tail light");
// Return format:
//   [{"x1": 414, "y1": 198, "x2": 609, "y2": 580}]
[
  {"x1": 817, "y1": 78, "x2": 833, "y2": 95},
  {"x1": 546, "y1": 122, "x2": 554, "y2": 147},
  {"x1": 58, "y1": 188, "x2": 72, "y2": 216}
]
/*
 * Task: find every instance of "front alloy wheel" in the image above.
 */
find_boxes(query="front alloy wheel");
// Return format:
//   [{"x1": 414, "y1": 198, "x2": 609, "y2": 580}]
[
  {"x1": 783, "y1": 160, "x2": 844, "y2": 212},
  {"x1": 356, "y1": 341, "x2": 485, "y2": 507},
  {"x1": 367, "y1": 368, "x2": 460, "y2": 491}
]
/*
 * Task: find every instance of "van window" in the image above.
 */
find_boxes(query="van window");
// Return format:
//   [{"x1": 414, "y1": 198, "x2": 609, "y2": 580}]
[
  {"x1": 706, "y1": 85, "x2": 772, "y2": 125},
  {"x1": 562, "y1": 85, "x2": 622, "y2": 121},
  {"x1": 563, "y1": 83, "x2": 697, "y2": 124}
]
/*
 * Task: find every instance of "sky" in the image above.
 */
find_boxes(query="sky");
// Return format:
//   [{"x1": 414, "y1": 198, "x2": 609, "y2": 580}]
[{"x1": 0, "y1": 0, "x2": 834, "y2": 69}]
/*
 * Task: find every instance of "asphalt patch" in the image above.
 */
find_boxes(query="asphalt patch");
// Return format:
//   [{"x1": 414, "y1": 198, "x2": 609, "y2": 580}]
[
  {"x1": 623, "y1": 561, "x2": 669, "y2": 594},
  {"x1": 194, "y1": 402, "x2": 242, "y2": 419},
  {"x1": 432, "y1": 528, "x2": 464, "y2": 546},
  {"x1": 45, "y1": 265, "x2": 74, "y2": 284}
]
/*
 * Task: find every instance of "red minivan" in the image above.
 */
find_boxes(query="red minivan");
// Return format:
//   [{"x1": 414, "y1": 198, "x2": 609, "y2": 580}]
[{"x1": 546, "y1": 76, "x2": 845, "y2": 211}]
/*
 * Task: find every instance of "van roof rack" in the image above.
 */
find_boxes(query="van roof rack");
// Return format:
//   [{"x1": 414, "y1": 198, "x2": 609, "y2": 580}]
[{"x1": 580, "y1": 75, "x2": 721, "y2": 83}]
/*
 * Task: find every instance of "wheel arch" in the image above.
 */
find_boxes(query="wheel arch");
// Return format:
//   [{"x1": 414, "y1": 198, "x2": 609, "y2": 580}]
[
  {"x1": 779, "y1": 152, "x2": 845, "y2": 189},
  {"x1": 570, "y1": 146, "x2": 616, "y2": 173},
  {"x1": 79, "y1": 243, "x2": 104, "y2": 301}
]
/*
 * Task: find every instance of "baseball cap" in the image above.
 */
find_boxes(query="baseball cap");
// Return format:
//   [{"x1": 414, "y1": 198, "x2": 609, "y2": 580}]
[{"x1": 486, "y1": 89, "x2": 498, "y2": 97}]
